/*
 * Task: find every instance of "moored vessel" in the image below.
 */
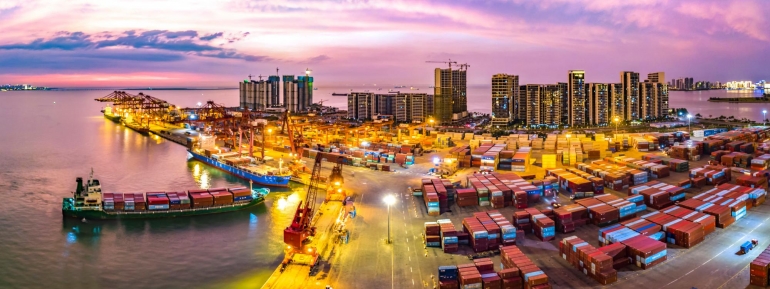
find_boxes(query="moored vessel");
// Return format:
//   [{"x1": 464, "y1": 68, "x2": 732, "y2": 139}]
[
  {"x1": 187, "y1": 134, "x2": 292, "y2": 187},
  {"x1": 61, "y1": 170, "x2": 269, "y2": 219}
]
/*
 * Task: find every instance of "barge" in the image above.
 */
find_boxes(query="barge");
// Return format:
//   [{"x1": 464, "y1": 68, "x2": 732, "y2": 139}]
[{"x1": 62, "y1": 170, "x2": 269, "y2": 220}]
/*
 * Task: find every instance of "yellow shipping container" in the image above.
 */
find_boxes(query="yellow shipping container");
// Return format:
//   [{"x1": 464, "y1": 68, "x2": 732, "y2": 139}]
[{"x1": 542, "y1": 154, "x2": 557, "y2": 169}]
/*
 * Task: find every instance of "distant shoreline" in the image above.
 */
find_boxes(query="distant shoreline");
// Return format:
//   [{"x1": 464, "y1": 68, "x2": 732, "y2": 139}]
[{"x1": 48, "y1": 87, "x2": 238, "y2": 91}]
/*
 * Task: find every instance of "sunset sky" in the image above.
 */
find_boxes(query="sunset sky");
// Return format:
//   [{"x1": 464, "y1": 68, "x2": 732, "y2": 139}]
[{"x1": 1, "y1": 0, "x2": 768, "y2": 87}]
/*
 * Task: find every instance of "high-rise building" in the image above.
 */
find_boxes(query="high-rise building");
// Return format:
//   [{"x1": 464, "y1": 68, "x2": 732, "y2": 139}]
[
  {"x1": 621, "y1": 71, "x2": 640, "y2": 120},
  {"x1": 239, "y1": 76, "x2": 281, "y2": 110},
  {"x1": 647, "y1": 72, "x2": 665, "y2": 84},
  {"x1": 685, "y1": 77, "x2": 694, "y2": 90},
  {"x1": 347, "y1": 92, "x2": 373, "y2": 120},
  {"x1": 640, "y1": 82, "x2": 668, "y2": 119},
  {"x1": 282, "y1": 75, "x2": 299, "y2": 112},
  {"x1": 267, "y1": 76, "x2": 280, "y2": 106},
  {"x1": 433, "y1": 68, "x2": 454, "y2": 124},
  {"x1": 296, "y1": 75, "x2": 313, "y2": 112},
  {"x1": 491, "y1": 74, "x2": 519, "y2": 124},
  {"x1": 542, "y1": 84, "x2": 562, "y2": 126},
  {"x1": 568, "y1": 70, "x2": 586, "y2": 126},
  {"x1": 394, "y1": 93, "x2": 427, "y2": 123},
  {"x1": 452, "y1": 68, "x2": 468, "y2": 114},
  {"x1": 609, "y1": 83, "x2": 624, "y2": 122},
  {"x1": 522, "y1": 85, "x2": 541, "y2": 126},
  {"x1": 586, "y1": 83, "x2": 610, "y2": 126},
  {"x1": 557, "y1": 82, "x2": 569, "y2": 125}
]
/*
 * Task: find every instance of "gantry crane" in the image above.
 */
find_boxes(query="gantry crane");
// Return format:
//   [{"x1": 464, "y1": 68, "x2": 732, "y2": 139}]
[{"x1": 282, "y1": 152, "x2": 346, "y2": 271}]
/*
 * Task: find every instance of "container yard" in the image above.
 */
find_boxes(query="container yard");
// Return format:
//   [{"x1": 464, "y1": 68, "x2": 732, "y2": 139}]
[{"x1": 83, "y1": 100, "x2": 770, "y2": 289}]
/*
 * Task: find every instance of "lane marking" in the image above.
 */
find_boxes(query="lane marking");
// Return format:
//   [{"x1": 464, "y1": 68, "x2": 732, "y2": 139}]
[{"x1": 663, "y1": 213, "x2": 770, "y2": 288}]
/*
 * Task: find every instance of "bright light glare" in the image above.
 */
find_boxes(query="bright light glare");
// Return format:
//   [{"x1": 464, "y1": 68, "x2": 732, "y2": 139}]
[
  {"x1": 687, "y1": 114, "x2": 692, "y2": 119},
  {"x1": 383, "y1": 194, "x2": 396, "y2": 206}
]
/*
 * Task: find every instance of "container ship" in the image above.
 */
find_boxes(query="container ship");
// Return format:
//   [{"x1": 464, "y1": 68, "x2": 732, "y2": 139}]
[
  {"x1": 100, "y1": 106, "x2": 121, "y2": 123},
  {"x1": 62, "y1": 170, "x2": 270, "y2": 219},
  {"x1": 187, "y1": 149, "x2": 291, "y2": 187}
]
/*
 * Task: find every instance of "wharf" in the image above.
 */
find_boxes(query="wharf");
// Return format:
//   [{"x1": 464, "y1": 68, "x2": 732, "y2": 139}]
[
  {"x1": 253, "y1": 145, "x2": 770, "y2": 288},
  {"x1": 261, "y1": 201, "x2": 344, "y2": 289}
]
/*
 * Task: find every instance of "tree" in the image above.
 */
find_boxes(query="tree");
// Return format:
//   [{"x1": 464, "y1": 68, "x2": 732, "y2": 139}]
[{"x1": 695, "y1": 113, "x2": 702, "y2": 118}]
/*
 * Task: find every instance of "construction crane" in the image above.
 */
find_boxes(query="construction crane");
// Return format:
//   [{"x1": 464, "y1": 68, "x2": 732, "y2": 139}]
[
  {"x1": 282, "y1": 152, "x2": 346, "y2": 271},
  {"x1": 426, "y1": 59, "x2": 458, "y2": 70}
]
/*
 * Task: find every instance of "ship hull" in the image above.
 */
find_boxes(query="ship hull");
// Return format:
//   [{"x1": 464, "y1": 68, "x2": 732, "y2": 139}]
[
  {"x1": 104, "y1": 113, "x2": 122, "y2": 123},
  {"x1": 188, "y1": 150, "x2": 291, "y2": 187},
  {"x1": 62, "y1": 198, "x2": 264, "y2": 220}
]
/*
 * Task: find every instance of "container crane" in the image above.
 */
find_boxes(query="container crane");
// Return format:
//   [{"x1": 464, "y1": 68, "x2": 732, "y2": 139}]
[{"x1": 282, "y1": 152, "x2": 346, "y2": 271}]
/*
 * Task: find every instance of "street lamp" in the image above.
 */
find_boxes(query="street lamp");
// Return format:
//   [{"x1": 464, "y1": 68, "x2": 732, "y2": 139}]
[
  {"x1": 267, "y1": 128, "x2": 273, "y2": 142},
  {"x1": 763, "y1": 110, "x2": 767, "y2": 126},
  {"x1": 383, "y1": 194, "x2": 396, "y2": 244},
  {"x1": 686, "y1": 114, "x2": 692, "y2": 133},
  {"x1": 613, "y1": 117, "x2": 619, "y2": 137}
]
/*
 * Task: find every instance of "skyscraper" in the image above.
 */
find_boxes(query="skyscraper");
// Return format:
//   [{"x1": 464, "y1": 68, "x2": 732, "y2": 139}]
[
  {"x1": 491, "y1": 74, "x2": 519, "y2": 124},
  {"x1": 621, "y1": 71, "x2": 640, "y2": 120},
  {"x1": 586, "y1": 83, "x2": 610, "y2": 126},
  {"x1": 568, "y1": 70, "x2": 586, "y2": 127},
  {"x1": 296, "y1": 74, "x2": 313, "y2": 112},
  {"x1": 452, "y1": 68, "x2": 468, "y2": 114},
  {"x1": 609, "y1": 83, "x2": 624, "y2": 122},
  {"x1": 239, "y1": 77, "x2": 279, "y2": 110},
  {"x1": 433, "y1": 68, "x2": 455, "y2": 124},
  {"x1": 522, "y1": 84, "x2": 541, "y2": 126},
  {"x1": 647, "y1": 72, "x2": 665, "y2": 84},
  {"x1": 283, "y1": 75, "x2": 298, "y2": 112}
]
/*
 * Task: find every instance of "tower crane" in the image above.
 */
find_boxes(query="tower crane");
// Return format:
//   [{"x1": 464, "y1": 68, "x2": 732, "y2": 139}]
[{"x1": 426, "y1": 59, "x2": 457, "y2": 70}]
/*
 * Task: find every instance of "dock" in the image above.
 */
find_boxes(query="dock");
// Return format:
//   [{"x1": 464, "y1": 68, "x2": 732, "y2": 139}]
[{"x1": 261, "y1": 201, "x2": 344, "y2": 289}]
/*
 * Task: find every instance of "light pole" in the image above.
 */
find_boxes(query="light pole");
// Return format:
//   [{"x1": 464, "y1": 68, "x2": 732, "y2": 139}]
[
  {"x1": 267, "y1": 128, "x2": 273, "y2": 142},
  {"x1": 763, "y1": 110, "x2": 767, "y2": 126},
  {"x1": 687, "y1": 114, "x2": 692, "y2": 133},
  {"x1": 383, "y1": 194, "x2": 396, "y2": 244},
  {"x1": 613, "y1": 117, "x2": 619, "y2": 138}
]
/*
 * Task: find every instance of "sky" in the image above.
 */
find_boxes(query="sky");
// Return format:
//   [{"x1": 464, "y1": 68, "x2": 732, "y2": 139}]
[{"x1": 0, "y1": 0, "x2": 768, "y2": 88}]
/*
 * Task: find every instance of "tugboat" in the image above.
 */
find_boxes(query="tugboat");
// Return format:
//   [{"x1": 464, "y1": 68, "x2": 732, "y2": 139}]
[{"x1": 61, "y1": 169, "x2": 269, "y2": 219}]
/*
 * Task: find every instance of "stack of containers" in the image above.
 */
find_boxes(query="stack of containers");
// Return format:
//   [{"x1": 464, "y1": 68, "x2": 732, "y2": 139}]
[
  {"x1": 123, "y1": 193, "x2": 135, "y2": 211},
  {"x1": 113, "y1": 193, "x2": 125, "y2": 211},
  {"x1": 103, "y1": 193, "x2": 115, "y2": 211},
  {"x1": 229, "y1": 187, "x2": 253, "y2": 203},
  {"x1": 488, "y1": 210, "x2": 517, "y2": 246},
  {"x1": 621, "y1": 235, "x2": 668, "y2": 269},
  {"x1": 432, "y1": 179, "x2": 449, "y2": 213},
  {"x1": 752, "y1": 154, "x2": 770, "y2": 171},
  {"x1": 750, "y1": 246, "x2": 770, "y2": 286},
  {"x1": 438, "y1": 219, "x2": 459, "y2": 253},
  {"x1": 423, "y1": 182, "x2": 440, "y2": 216},
  {"x1": 553, "y1": 206, "x2": 575, "y2": 233},
  {"x1": 513, "y1": 211, "x2": 531, "y2": 233},
  {"x1": 147, "y1": 192, "x2": 169, "y2": 211},
  {"x1": 167, "y1": 192, "x2": 181, "y2": 210},
  {"x1": 500, "y1": 245, "x2": 550, "y2": 289},
  {"x1": 209, "y1": 189, "x2": 234, "y2": 206},
  {"x1": 424, "y1": 222, "x2": 441, "y2": 247},
  {"x1": 458, "y1": 264, "x2": 483, "y2": 289},
  {"x1": 455, "y1": 188, "x2": 478, "y2": 207},
  {"x1": 474, "y1": 212, "x2": 501, "y2": 250},
  {"x1": 532, "y1": 213, "x2": 555, "y2": 241},
  {"x1": 175, "y1": 191, "x2": 190, "y2": 208},
  {"x1": 588, "y1": 203, "x2": 619, "y2": 227},
  {"x1": 475, "y1": 258, "x2": 501, "y2": 288},
  {"x1": 437, "y1": 265, "x2": 459, "y2": 289},
  {"x1": 462, "y1": 217, "x2": 488, "y2": 252},
  {"x1": 188, "y1": 189, "x2": 213, "y2": 208},
  {"x1": 559, "y1": 236, "x2": 618, "y2": 285},
  {"x1": 498, "y1": 150, "x2": 514, "y2": 171},
  {"x1": 619, "y1": 217, "x2": 662, "y2": 239},
  {"x1": 134, "y1": 193, "x2": 146, "y2": 211}
]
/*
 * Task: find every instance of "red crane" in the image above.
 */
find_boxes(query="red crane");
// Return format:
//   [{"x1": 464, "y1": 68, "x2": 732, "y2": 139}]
[{"x1": 282, "y1": 152, "x2": 346, "y2": 269}]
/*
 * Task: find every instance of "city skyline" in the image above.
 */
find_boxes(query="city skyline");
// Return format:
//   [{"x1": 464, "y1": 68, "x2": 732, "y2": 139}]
[{"x1": 1, "y1": 0, "x2": 769, "y2": 87}]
